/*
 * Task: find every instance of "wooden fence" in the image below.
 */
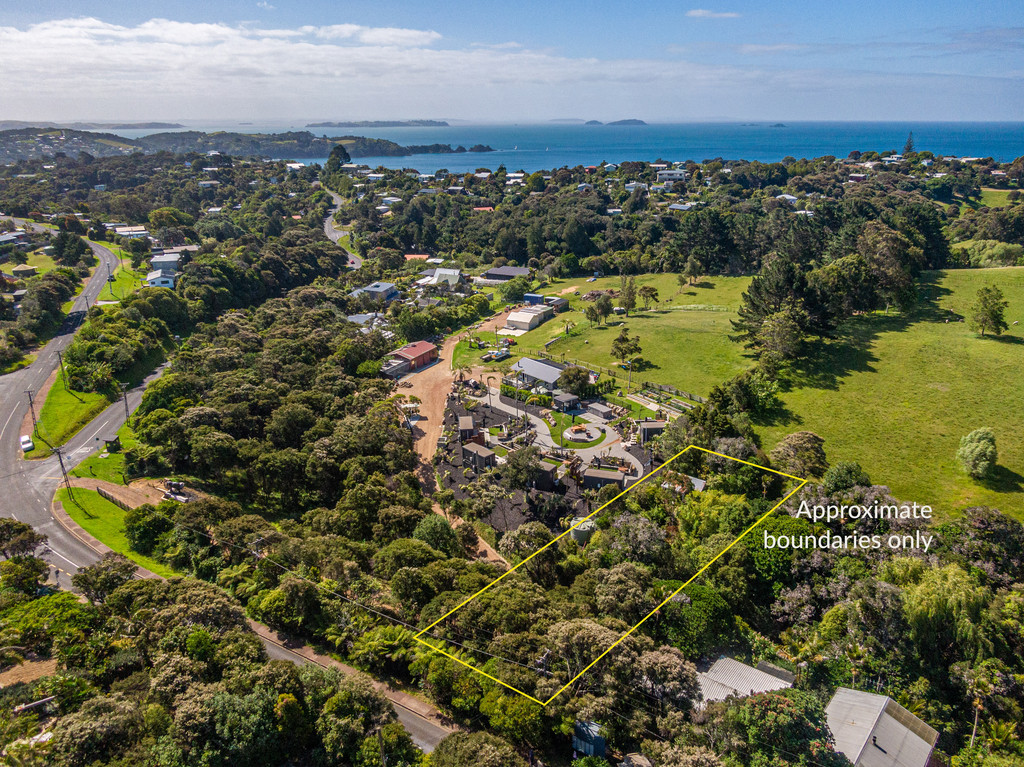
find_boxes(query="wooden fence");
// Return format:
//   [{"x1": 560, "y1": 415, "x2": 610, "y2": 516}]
[{"x1": 97, "y1": 486, "x2": 131, "y2": 511}]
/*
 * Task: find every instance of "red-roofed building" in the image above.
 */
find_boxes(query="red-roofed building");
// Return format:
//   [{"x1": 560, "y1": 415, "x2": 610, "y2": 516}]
[
  {"x1": 405, "y1": 253, "x2": 431, "y2": 260},
  {"x1": 472, "y1": 206, "x2": 494, "y2": 212},
  {"x1": 383, "y1": 341, "x2": 439, "y2": 377}
]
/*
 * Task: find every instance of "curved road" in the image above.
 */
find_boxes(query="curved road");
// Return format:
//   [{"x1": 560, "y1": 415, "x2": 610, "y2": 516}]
[
  {"x1": 1, "y1": 224, "x2": 121, "y2": 586},
  {"x1": 322, "y1": 189, "x2": 362, "y2": 269},
  {"x1": 0, "y1": 210, "x2": 449, "y2": 751}
]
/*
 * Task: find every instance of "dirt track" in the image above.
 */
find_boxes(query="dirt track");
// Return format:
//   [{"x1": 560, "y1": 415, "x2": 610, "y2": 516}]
[{"x1": 404, "y1": 311, "x2": 509, "y2": 464}]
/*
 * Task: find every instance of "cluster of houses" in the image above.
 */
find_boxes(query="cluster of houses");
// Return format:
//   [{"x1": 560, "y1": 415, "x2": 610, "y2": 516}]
[{"x1": 144, "y1": 245, "x2": 197, "y2": 289}]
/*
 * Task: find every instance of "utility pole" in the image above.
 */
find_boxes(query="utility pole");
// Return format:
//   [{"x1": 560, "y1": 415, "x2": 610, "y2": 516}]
[
  {"x1": 119, "y1": 382, "x2": 131, "y2": 424},
  {"x1": 54, "y1": 447, "x2": 75, "y2": 503},
  {"x1": 375, "y1": 726, "x2": 387, "y2": 767},
  {"x1": 24, "y1": 390, "x2": 37, "y2": 429},
  {"x1": 56, "y1": 349, "x2": 68, "y2": 389}
]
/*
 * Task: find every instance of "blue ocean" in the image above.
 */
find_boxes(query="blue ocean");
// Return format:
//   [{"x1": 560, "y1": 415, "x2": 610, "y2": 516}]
[{"x1": 115, "y1": 121, "x2": 1024, "y2": 173}]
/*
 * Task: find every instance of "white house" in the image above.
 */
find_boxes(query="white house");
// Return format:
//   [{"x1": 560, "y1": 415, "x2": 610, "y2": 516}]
[
  {"x1": 775, "y1": 194, "x2": 798, "y2": 204},
  {"x1": 657, "y1": 169, "x2": 689, "y2": 182},
  {"x1": 624, "y1": 182, "x2": 649, "y2": 193},
  {"x1": 145, "y1": 270, "x2": 177, "y2": 289}
]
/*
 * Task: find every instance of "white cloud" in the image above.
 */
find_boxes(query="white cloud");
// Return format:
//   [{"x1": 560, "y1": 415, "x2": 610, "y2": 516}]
[
  {"x1": 0, "y1": 17, "x2": 1017, "y2": 122},
  {"x1": 298, "y1": 23, "x2": 440, "y2": 46},
  {"x1": 686, "y1": 9, "x2": 741, "y2": 18},
  {"x1": 737, "y1": 44, "x2": 806, "y2": 55},
  {"x1": 257, "y1": 1, "x2": 275, "y2": 10}
]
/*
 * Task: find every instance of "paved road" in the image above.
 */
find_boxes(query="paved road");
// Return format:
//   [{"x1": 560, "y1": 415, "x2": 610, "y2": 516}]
[
  {"x1": 0, "y1": 223, "x2": 122, "y2": 587},
  {"x1": 322, "y1": 189, "x2": 362, "y2": 269},
  {"x1": 0, "y1": 216, "x2": 450, "y2": 751}
]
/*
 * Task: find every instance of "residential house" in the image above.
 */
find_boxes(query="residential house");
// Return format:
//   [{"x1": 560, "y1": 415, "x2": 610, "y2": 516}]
[
  {"x1": 458, "y1": 415, "x2": 477, "y2": 442},
  {"x1": 657, "y1": 169, "x2": 689, "y2": 182},
  {"x1": 668, "y1": 203, "x2": 694, "y2": 212},
  {"x1": 775, "y1": 194, "x2": 798, "y2": 204},
  {"x1": 114, "y1": 225, "x2": 150, "y2": 239},
  {"x1": 462, "y1": 442, "x2": 496, "y2": 471},
  {"x1": 553, "y1": 393, "x2": 580, "y2": 412},
  {"x1": 826, "y1": 687, "x2": 939, "y2": 767},
  {"x1": 587, "y1": 402, "x2": 615, "y2": 420},
  {"x1": 150, "y1": 253, "x2": 183, "y2": 272},
  {"x1": 582, "y1": 468, "x2": 625, "y2": 490},
  {"x1": 417, "y1": 268, "x2": 463, "y2": 288},
  {"x1": 349, "y1": 281, "x2": 400, "y2": 303},
  {"x1": 696, "y1": 657, "x2": 794, "y2": 707},
  {"x1": 624, "y1": 182, "x2": 649, "y2": 193},
  {"x1": 145, "y1": 270, "x2": 176, "y2": 289},
  {"x1": 11, "y1": 264, "x2": 37, "y2": 278},
  {"x1": 507, "y1": 357, "x2": 566, "y2": 388},
  {"x1": 637, "y1": 419, "x2": 667, "y2": 445}
]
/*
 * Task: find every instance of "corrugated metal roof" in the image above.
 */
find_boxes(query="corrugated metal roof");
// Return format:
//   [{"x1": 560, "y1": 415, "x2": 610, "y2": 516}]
[
  {"x1": 511, "y1": 357, "x2": 565, "y2": 384},
  {"x1": 699, "y1": 657, "x2": 793, "y2": 701},
  {"x1": 827, "y1": 688, "x2": 938, "y2": 767}
]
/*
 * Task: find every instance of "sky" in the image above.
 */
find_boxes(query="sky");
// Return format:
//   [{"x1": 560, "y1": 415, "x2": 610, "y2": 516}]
[{"x1": 1, "y1": 0, "x2": 1023, "y2": 123}]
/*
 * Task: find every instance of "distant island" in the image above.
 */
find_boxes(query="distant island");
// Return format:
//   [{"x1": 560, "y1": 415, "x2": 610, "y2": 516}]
[
  {"x1": 770, "y1": 123, "x2": 787, "y2": 128},
  {"x1": 548, "y1": 118, "x2": 647, "y2": 126},
  {"x1": 307, "y1": 120, "x2": 450, "y2": 128},
  {"x1": 0, "y1": 128, "x2": 493, "y2": 162},
  {"x1": 0, "y1": 120, "x2": 184, "y2": 131}
]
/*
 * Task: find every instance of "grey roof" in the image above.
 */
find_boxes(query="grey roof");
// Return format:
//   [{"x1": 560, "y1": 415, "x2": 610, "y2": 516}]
[
  {"x1": 511, "y1": 357, "x2": 565, "y2": 385},
  {"x1": 827, "y1": 688, "x2": 938, "y2": 767},
  {"x1": 697, "y1": 658, "x2": 792, "y2": 705},
  {"x1": 638, "y1": 420, "x2": 667, "y2": 432},
  {"x1": 483, "y1": 265, "x2": 530, "y2": 279},
  {"x1": 462, "y1": 442, "x2": 495, "y2": 458},
  {"x1": 458, "y1": 416, "x2": 475, "y2": 431},
  {"x1": 583, "y1": 468, "x2": 623, "y2": 481},
  {"x1": 554, "y1": 393, "x2": 579, "y2": 403}
]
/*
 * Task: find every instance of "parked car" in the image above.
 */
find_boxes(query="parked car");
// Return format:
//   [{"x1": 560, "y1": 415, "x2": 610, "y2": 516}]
[{"x1": 19, "y1": 435, "x2": 34, "y2": 452}]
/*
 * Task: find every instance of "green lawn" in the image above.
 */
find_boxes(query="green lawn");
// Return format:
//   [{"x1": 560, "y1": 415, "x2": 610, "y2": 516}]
[
  {"x1": 26, "y1": 373, "x2": 111, "y2": 457},
  {"x1": 0, "y1": 249, "x2": 58, "y2": 278},
  {"x1": 514, "y1": 275, "x2": 753, "y2": 397},
  {"x1": 56, "y1": 488, "x2": 175, "y2": 577},
  {"x1": 979, "y1": 188, "x2": 1015, "y2": 208},
  {"x1": 71, "y1": 423, "x2": 138, "y2": 485},
  {"x1": 95, "y1": 258, "x2": 146, "y2": 303},
  {"x1": 758, "y1": 267, "x2": 1024, "y2": 519},
  {"x1": 546, "y1": 410, "x2": 608, "y2": 449}
]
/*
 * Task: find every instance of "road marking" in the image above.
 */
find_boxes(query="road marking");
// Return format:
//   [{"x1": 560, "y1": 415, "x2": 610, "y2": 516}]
[
  {"x1": 0, "y1": 407, "x2": 19, "y2": 441},
  {"x1": 48, "y1": 549, "x2": 82, "y2": 569}
]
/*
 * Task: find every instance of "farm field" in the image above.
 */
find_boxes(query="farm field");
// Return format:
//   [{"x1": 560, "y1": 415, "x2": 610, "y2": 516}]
[
  {"x1": 460, "y1": 274, "x2": 753, "y2": 397},
  {"x1": 758, "y1": 267, "x2": 1024, "y2": 518}
]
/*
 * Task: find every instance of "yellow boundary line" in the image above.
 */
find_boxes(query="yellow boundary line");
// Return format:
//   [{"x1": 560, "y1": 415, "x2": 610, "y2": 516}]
[{"x1": 413, "y1": 445, "x2": 807, "y2": 706}]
